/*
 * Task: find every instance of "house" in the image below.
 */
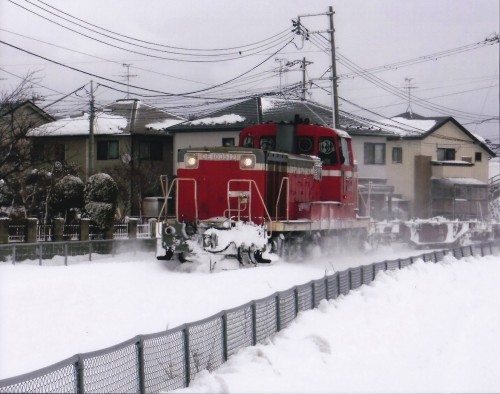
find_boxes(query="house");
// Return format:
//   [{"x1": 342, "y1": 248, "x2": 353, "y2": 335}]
[
  {"x1": 347, "y1": 112, "x2": 495, "y2": 220},
  {"x1": 28, "y1": 99, "x2": 185, "y2": 216}
]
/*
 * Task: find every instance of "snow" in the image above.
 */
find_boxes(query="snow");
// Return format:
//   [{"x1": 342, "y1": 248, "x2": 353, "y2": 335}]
[
  {"x1": 28, "y1": 112, "x2": 128, "y2": 136},
  {"x1": 188, "y1": 114, "x2": 246, "y2": 126},
  {"x1": 1, "y1": 246, "x2": 499, "y2": 393},
  {"x1": 377, "y1": 116, "x2": 437, "y2": 136},
  {"x1": 147, "y1": 118, "x2": 185, "y2": 130}
]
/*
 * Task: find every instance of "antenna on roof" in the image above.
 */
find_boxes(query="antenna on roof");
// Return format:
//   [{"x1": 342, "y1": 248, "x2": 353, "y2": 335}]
[
  {"x1": 404, "y1": 77, "x2": 418, "y2": 117},
  {"x1": 115, "y1": 63, "x2": 138, "y2": 99}
]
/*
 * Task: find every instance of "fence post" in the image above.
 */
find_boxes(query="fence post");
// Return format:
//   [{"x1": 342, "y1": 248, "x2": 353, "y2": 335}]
[
  {"x1": 148, "y1": 218, "x2": 157, "y2": 239},
  {"x1": 136, "y1": 337, "x2": 146, "y2": 394},
  {"x1": 294, "y1": 288, "x2": 299, "y2": 317},
  {"x1": 324, "y1": 275, "x2": 329, "y2": 300},
  {"x1": 0, "y1": 218, "x2": 9, "y2": 244},
  {"x1": 26, "y1": 218, "x2": 37, "y2": 243},
  {"x1": 53, "y1": 218, "x2": 65, "y2": 241},
  {"x1": 251, "y1": 302, "x2": 257, "y2": 346},
  {"x1": 12, "y1": 244, "x2": 16, "y2": 265},
  {"x1": 183, "y1": 327, "x2": 191, "y2": 388},
  {"x1": 104, "y1": 225, "x2": 114, "y2": 240},
  {"x1": 64, "y1": 243, "x2": 68, "y2": 266},
  {"x1": 80, "y1": 219, "x2": 89, "y2": 241},
  {"x1": 276, "y1": 295, "x2": 281, "y2": 332},
  {"x1": 221, "y1": 313, "x2": 228, "y2": 362},
  {"x1": 128, "y1": 218, "x2": 138, "y2": 239},
  {"x1": 75, "y1": 354, "x2": 85, "y2": 394},
  {"x1": 311, "y1": 282, "x2": 316, "y2": 309},
  {"x1": 38, "y1": 244, "x2": 42, "y2": 266}
]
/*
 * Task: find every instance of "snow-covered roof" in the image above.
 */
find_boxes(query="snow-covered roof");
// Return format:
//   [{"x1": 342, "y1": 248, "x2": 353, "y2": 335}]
[
  {"x1": 375, "y1": 116, "x2": 438, "y2": 136},
  {"x1": 185, "y1": 114, "x2": 246, "y2": 126},
  {"x1": 28, "y1": 112, "x2": 128, "y2": 136},
  {"x1": 28, "y1": 99, "x2": 187, "y2": 136},
  {"x1": 146, "y1": 118, "x2": 186, "y2": 129},
  {"x1": 431, "y1": 177, "x2": 487, "y2": 186}
]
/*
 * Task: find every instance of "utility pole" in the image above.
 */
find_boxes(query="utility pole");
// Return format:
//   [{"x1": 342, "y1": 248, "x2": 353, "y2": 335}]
[
  {"x1": 301, "y1": 57, "x2": 313, "y2": 100},
  {"x1": 275, "y1": 58, "x2": 284, "y2": 98},
  {"x1": 294, "y1": 7, "x2": 340, "y2": 127},
  {"x1": 328, "y1": 6, "x2": 340, "y2": 128},
  {"x1": 88, "y1": 80, "x2": 95, "y2": 178}
]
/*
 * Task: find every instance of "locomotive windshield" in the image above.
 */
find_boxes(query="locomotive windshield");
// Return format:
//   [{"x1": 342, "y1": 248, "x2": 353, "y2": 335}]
[
  {"x1": 242, "y1": 135, "x2": 254, "y2": 147},
  {"x1": 340, "y1": 138, "x2": 351, "y2": 165},
  {"x1": 297, "y1": 136, "x2": 314, "y2": 154},
  {"x1": 318, "y1": 137, "x2": 338, "y2": 165},
  {"x1": 260, "y1": 136, "x2": 275, "y2": 150}
]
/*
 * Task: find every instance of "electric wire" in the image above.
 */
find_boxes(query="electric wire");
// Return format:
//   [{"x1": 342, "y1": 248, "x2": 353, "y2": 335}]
[
  {"x1": 32, "y1": 0, "x2": 293, "y2": 53},
  {"x1": 9, "y1": 0, "x2": 295, "y2": 62},
  {"x1": 0, "y1": 38, "x2": 295, "y2": 97}
]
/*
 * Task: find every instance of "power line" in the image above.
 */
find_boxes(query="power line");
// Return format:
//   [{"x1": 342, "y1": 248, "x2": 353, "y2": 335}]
[
  {"x1": 0, "y1": 37, "x2": 295, "y2": 97},
  {"x1": 9, "y1": 0, "x2": 295, "y2": 62},
  {"x1": 32, "y1": 0, "x2": 293, "y2": 53}
]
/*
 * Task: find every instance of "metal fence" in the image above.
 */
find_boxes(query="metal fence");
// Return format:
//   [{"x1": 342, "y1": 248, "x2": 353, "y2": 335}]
[
  {"x1": 7, "y1": 221, "x2": 153, "y2": 243},
  {"x1": 0, "y1": 242, "x2": 497, "y2": 393},
  {"x1": 0, "y1": 239, "x2": 156, "y2": 265}
]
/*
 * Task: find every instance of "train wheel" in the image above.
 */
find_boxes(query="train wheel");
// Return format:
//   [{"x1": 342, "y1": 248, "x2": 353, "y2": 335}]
[
  {"x1": 237, "y1": 246, "x2": 252, "y2": 265},
  {"x1": 157, "y1": 247, "x2": 174, "y2": 261},
  {"x1": 179, "y1": 252, "x2": 191, "y2": 263}
]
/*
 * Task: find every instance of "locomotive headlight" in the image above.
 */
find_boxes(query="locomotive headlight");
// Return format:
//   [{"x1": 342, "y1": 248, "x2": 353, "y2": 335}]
[
  {"x1": 185, "y1": 153, "x2": 198, "y2": 169},
  {"x1": 240, "y1": 154, "x2": 255, "y2": 169}
]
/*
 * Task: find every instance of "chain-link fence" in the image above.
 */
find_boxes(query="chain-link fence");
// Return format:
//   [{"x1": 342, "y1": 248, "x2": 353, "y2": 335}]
[
  {"x1": 0, "y1": 242, "x2": 497, "y2": 393},
  {"x1": 0, "y1": 239, "x2": 156, "y2": 265}
]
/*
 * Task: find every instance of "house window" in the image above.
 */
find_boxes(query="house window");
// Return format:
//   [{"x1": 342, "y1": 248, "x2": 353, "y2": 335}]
[
  {"x1": 222, "y1": 138, "x2": 235, "y2": 147},
  {"x1": 31, "y1": 143, "x2": 65, "y2": 161},
  {"x1": 364, "y1": 143, "x2": 386, "y2": 165},
  {"x1": 97, "y1": 140, "x2": 119, "y2": 160},
  {"x1": 31, "y1": 142, "x2": 45, "y2": 161},
  {"x1": 475, "y1": 152, "x2": 482, "y2": 162},
  {"x1": 139, "y1": 141, "x2": 162, "y2": 160},
  {"x1": 54, "y1": 144, "x2": 65, "y2": 161},
  {"x1": 392, "y1": 147, "x2": 403, "y2": 164},
  {"x1": 437, "y1": 148, "x2": 455, "y2": 161}
]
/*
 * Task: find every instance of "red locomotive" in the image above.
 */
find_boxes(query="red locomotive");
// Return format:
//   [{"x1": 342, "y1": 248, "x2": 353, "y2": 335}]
[{"x1": 157, "y1": 117, "x2": 369, "y2": 264}]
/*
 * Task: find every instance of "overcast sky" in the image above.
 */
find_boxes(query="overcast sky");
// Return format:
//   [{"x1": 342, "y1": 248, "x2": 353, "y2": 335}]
[{"x1": 0, "y1": 0, "x2": 498, "y2": 140}]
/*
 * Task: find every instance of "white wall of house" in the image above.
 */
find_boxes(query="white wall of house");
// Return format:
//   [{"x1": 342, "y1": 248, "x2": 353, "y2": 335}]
[
  {"x1": 351, "y1": 136, "x2": 388, "y2": 181},
  {"x1": 172, "y1": 130, "x2": 240, "y2": 174},
  {"x1": 386, "y1": 139, "x2": 422, "y2": 204},
  {"x1": 419, "y1": 121, "x2": 491, "y2": 182}
]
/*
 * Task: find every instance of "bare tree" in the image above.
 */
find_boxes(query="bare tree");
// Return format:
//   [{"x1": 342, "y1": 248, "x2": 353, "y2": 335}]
[{"x1": 0, "y1": 71, "x2": 53, "y2": 218}]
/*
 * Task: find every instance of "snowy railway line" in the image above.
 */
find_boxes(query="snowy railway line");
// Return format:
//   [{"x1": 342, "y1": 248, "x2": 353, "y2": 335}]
[{"x1": 0, "y1": 241, "x2": 499, "y2": 393}]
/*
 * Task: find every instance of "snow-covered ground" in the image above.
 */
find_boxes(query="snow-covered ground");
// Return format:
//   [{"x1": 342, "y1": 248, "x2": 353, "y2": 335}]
[{"x1": 1, "y1": 244, "x2": 499, "y2": 393}]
